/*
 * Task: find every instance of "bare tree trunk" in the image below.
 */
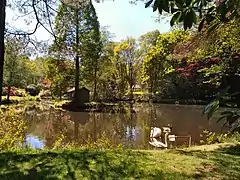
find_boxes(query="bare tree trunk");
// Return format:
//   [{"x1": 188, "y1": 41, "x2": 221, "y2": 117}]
[
  {"x1": 7, "y1": 85, "x2": 10, "y2": 101},
  {"x1": 93, "y1": 61, "x2": 97, "y2": 101},
  {"x1": 74, "y1": 9, "x2": 80, "y2": 103},
  {"x1": 59, "y1": 86, "x2": 62, "y2": 101},
  {"x1": 129, "y1": 62, "x2": 133, "y2": 100},
  {"x1": 7, "y1": 69, "x2": 13, "y2": 102},
  {"x1": 0, "y1": 0, "x2": 6, "y2": 104}
]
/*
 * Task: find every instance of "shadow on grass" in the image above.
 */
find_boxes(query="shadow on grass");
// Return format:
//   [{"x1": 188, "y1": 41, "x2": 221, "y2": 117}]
[
  {"x1": 173, "y1": 144, "x2": 240, "y2": 180},
  {"x1": 0, "y1": 149, "x2": 190, "y2": 180}
]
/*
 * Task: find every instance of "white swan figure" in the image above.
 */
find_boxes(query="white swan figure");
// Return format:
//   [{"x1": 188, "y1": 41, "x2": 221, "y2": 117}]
[
  {"x1": 149, "y1": 132, "x2": 169, "y2": 148},
  {"x1": 149, "y1": 127, "x2": 173, "y2": 148}
]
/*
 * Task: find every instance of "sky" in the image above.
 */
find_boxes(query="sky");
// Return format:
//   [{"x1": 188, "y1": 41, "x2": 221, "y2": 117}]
[{"x1": 6, "y1": 0, "x2": 171, "y2": 42}]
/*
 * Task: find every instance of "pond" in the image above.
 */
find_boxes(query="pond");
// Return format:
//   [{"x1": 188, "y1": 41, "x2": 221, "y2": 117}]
[{"x1": 23, "y1": 103, "x2": 226, "y2": 149}]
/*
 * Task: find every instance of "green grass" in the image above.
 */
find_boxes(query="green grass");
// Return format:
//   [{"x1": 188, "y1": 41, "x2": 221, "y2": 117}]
[{"x1": 0, "y1": 143, "x2": 239, "y2": 179}]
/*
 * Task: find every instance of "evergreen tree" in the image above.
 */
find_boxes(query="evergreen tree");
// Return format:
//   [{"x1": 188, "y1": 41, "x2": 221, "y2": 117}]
[{"x1": 53, "y1": 0, "x2": 101, "y2": 103}]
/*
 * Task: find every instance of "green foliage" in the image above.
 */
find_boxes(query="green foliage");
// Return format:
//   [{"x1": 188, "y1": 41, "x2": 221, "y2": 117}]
[
  {"x1": 201, "y1": 130, "x2": 240, "y2": 145},
  {"x1": 138, "y1": 30, "x2": 160, "y2": 54},
  {"x1": 53, "y1": 132, "x2": 122, "y2": 150},
  {"x1": 145, "y1": 0, "x2": 240, "y2": 31},
  {"x1": 53, "y1": 0, "x2": 101, "y2": 59},
  {"x1": 45, "y1": 57, "x2": 74, "y2": 99},
  {"x1": 4, "y1": 38, "x2": 47, "y2": 93},
  {"x1": 191, "y1": 19, "x2": 240, "y2": 60},
  {"x1": 114, "y1": 37, "x2": 139, "y2": 99},
  {"x1": 4, "y1": 38, "x2": 24, "y2": 89},
  {"x1": 142, "y1": 30, "x2": 190, "y2": 93},
  {"x1": 52, "y1": 1, "x2": 101, "y2": 101},
  {"x1": 203, "y1": 86, "x2": 240, "y2": 132},
  {"x1": 89, "y1": 41, "x2": 118, "y2": 100},
  {"x1": 83, "y1": 132, "x2": 122, "y2": 150},
  {"x1": 0, "y1": 108, "x2": 27, "y2": 151}
]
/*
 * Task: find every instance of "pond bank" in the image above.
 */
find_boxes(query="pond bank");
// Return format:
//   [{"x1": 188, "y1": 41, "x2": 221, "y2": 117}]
[
  {"x1": 0, "y1": 143, "x2": 239, "y2": 179},
  {"x1": 0, "y1": 96, "x2": 40, "y2": 105}
]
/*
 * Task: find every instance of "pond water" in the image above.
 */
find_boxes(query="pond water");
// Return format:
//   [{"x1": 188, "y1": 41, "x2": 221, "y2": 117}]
[{"x1": 24, "y1": 103, "x2": 226, "y2": 149}]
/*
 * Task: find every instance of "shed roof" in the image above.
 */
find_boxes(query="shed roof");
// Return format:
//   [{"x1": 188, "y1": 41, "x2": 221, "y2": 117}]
[{"x1": 66, "y1": 87, "x2": 90, "y2": 93}]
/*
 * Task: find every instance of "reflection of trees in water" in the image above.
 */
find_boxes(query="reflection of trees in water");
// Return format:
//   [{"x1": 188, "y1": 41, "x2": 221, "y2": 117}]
[
  {"x1": 25, "y1": 105, "x2": 151, "y2": 149},
  {"x1": 25, "y1": 103, "x2": 222, "y2": 148},
  {"x1": 25, "y1": 107, "x2": 138, "y2": 148}
]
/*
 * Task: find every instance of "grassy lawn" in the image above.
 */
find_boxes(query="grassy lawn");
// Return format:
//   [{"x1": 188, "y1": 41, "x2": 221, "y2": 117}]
[{"x1": 0, "y1": 143, "x2": 239, "y2": 180}]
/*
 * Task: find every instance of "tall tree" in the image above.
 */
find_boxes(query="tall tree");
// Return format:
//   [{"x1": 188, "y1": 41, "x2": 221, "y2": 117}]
[
  {"x1": 4, "y1": 37, "x2": 22, "y2": 101},
  {"x1": 142, "y1": 30, "x2": 189, "y2": 94},
  {"x1": 53, "y1": 0, "x2": 101, "y2": 103},
  {"x1": 114, "y1": 37, "x2": 138, "y2": 100},
  {"x1": 81, "y1": 7, "x2": 102, "y2": 101}
]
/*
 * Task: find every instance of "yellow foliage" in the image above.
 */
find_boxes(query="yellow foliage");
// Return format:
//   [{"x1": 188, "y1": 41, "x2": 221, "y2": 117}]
[{"x1": 0, "y1": 107, "x2": 27, "y2": 151}]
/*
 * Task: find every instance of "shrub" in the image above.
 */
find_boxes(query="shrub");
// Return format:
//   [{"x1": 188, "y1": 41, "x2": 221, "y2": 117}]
[
  {"x1": 0, "y1": 108, "x2": 27, "y2": 151},
  {"x1": 200, "y1": 130, "x2": 240, "y2": 144},
  {"x1": 25, "y1": 84, "x2": 40, "y2": 96},
  {"x1": 2, "y1": 86, "x2": 17, "y2": 96},
  {"x1": 39, "y1": 89, "x2": 51, "y2": 98},
  {"x1": 15, "y1": 89, "x2": 28, "y2": 97}
]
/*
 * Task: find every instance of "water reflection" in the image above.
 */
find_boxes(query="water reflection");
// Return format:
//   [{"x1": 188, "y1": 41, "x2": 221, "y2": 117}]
[
  {"x1": 25, "y1": 135, "x2": 45, "y2": 149},
  {"x1": 24, "y1": 103, "x2": 225, "y2": 149}
]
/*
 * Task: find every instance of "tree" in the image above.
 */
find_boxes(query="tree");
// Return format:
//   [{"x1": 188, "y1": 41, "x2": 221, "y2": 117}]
[
  {"x1": 0, "y1": 0, "x2": 6, "y2": 103},
  {"x1": 4, "y1": 38, "x2": 21, "y2": 101},
  {"x1": 53, "y1": 0, "x2": 101, "y2": 103},
  {"x1": 95, "y1": 41, "x2": 118, "y2": 100},
  {"x1": 3, "y1": 37, "x2": 32, "y2": 100},
  {"x1": 80, "y1": 9, "x2": 102, "y2": 101},
  {"x1": 45, "y1": 57, "x2": 74, "y2": 100},
  {"x1": 139, "y1": 30, "x2": 160, "y2": 54},
  {"x1": 25, "y1": 57, "x2": 48, "y2": 85},
  {"x1": 144, "y1": 0, "x2": 240, "y2": 31},
  {"x1": 0, "y1": 0, "x2": 105, "y2": 103},
  {"x1": 142, "y1": 30, "x2": 189, "y2": 94},
  {"x1": 114, "y1": 37, "x2": 138, "y2": 100},
  {"x1": 81, "y1": 26, "x2": 114, "y2": 100}
]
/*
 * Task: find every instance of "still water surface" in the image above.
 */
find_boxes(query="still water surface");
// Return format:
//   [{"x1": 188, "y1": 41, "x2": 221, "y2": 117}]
[{"x1": 24, "y1": 103, "x2": 226, "y2": 149}]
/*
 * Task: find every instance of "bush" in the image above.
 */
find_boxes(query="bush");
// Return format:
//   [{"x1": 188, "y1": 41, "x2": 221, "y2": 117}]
[
  {"x1": 2, "y1": 86, "x2": 17, "y2": 96},
  {"x1": 39, "y1": 89, "x2": 51, "y2": 98},
  {"x1": 25, "y1": 84, "x2": 40, "y2": 96},
  {"x1": 15, "y1": 89, "x2": 28, "y2": 97},
  {"x1": 0, "y1": 108, "x2": 27, "y2": 151}
]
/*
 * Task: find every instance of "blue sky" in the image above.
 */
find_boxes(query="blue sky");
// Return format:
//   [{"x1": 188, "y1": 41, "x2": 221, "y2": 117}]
[
  {"x1": 6, "y1": 0, "x2": 170, "y2": 42},
  {"x1": 93, "y1": 0, "x2": 170, "y2": 41}
]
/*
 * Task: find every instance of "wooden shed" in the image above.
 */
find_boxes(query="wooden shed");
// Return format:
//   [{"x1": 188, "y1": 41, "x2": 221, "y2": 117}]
[
  {"x1": 64, "y1": 87, "x2": 90, "y2": 104},
  {"x1": 78, "y1": 87, "x2": 90, "y2": 104}
]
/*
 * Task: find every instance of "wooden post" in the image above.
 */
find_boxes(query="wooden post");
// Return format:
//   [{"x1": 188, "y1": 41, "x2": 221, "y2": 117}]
[{"x1": 189, "y1": 136, "x2": 192, "y2": 147}]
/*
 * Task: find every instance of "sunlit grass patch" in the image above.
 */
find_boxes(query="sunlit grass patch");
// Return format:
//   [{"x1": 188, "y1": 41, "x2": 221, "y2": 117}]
[{"x1": 0, "y1": 143, "x2": 239, "y2": 179}]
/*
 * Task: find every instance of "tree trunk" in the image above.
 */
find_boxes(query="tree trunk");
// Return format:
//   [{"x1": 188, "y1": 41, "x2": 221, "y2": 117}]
[
  {"x1": 74, "y1": 9, "x2": 80, "y2": 103},
  {"x1": 7, "y1": 71, "x2": 13, "y2": 102},
  {"x1": 7, "y1": 85, "x2": 10, "y2": 102},
  {"x1": 59, "y1": 86, "x2": 62, "y2": 101},
  {"x1": 93, "y1": 61, "x2": 97, "y2": 101},
  {"x1": 129, "y1": 62, "x2": 133, "y2": 100},
  {"x1": 0, "y1": 0, "x2": 6, "y2": 104}
]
